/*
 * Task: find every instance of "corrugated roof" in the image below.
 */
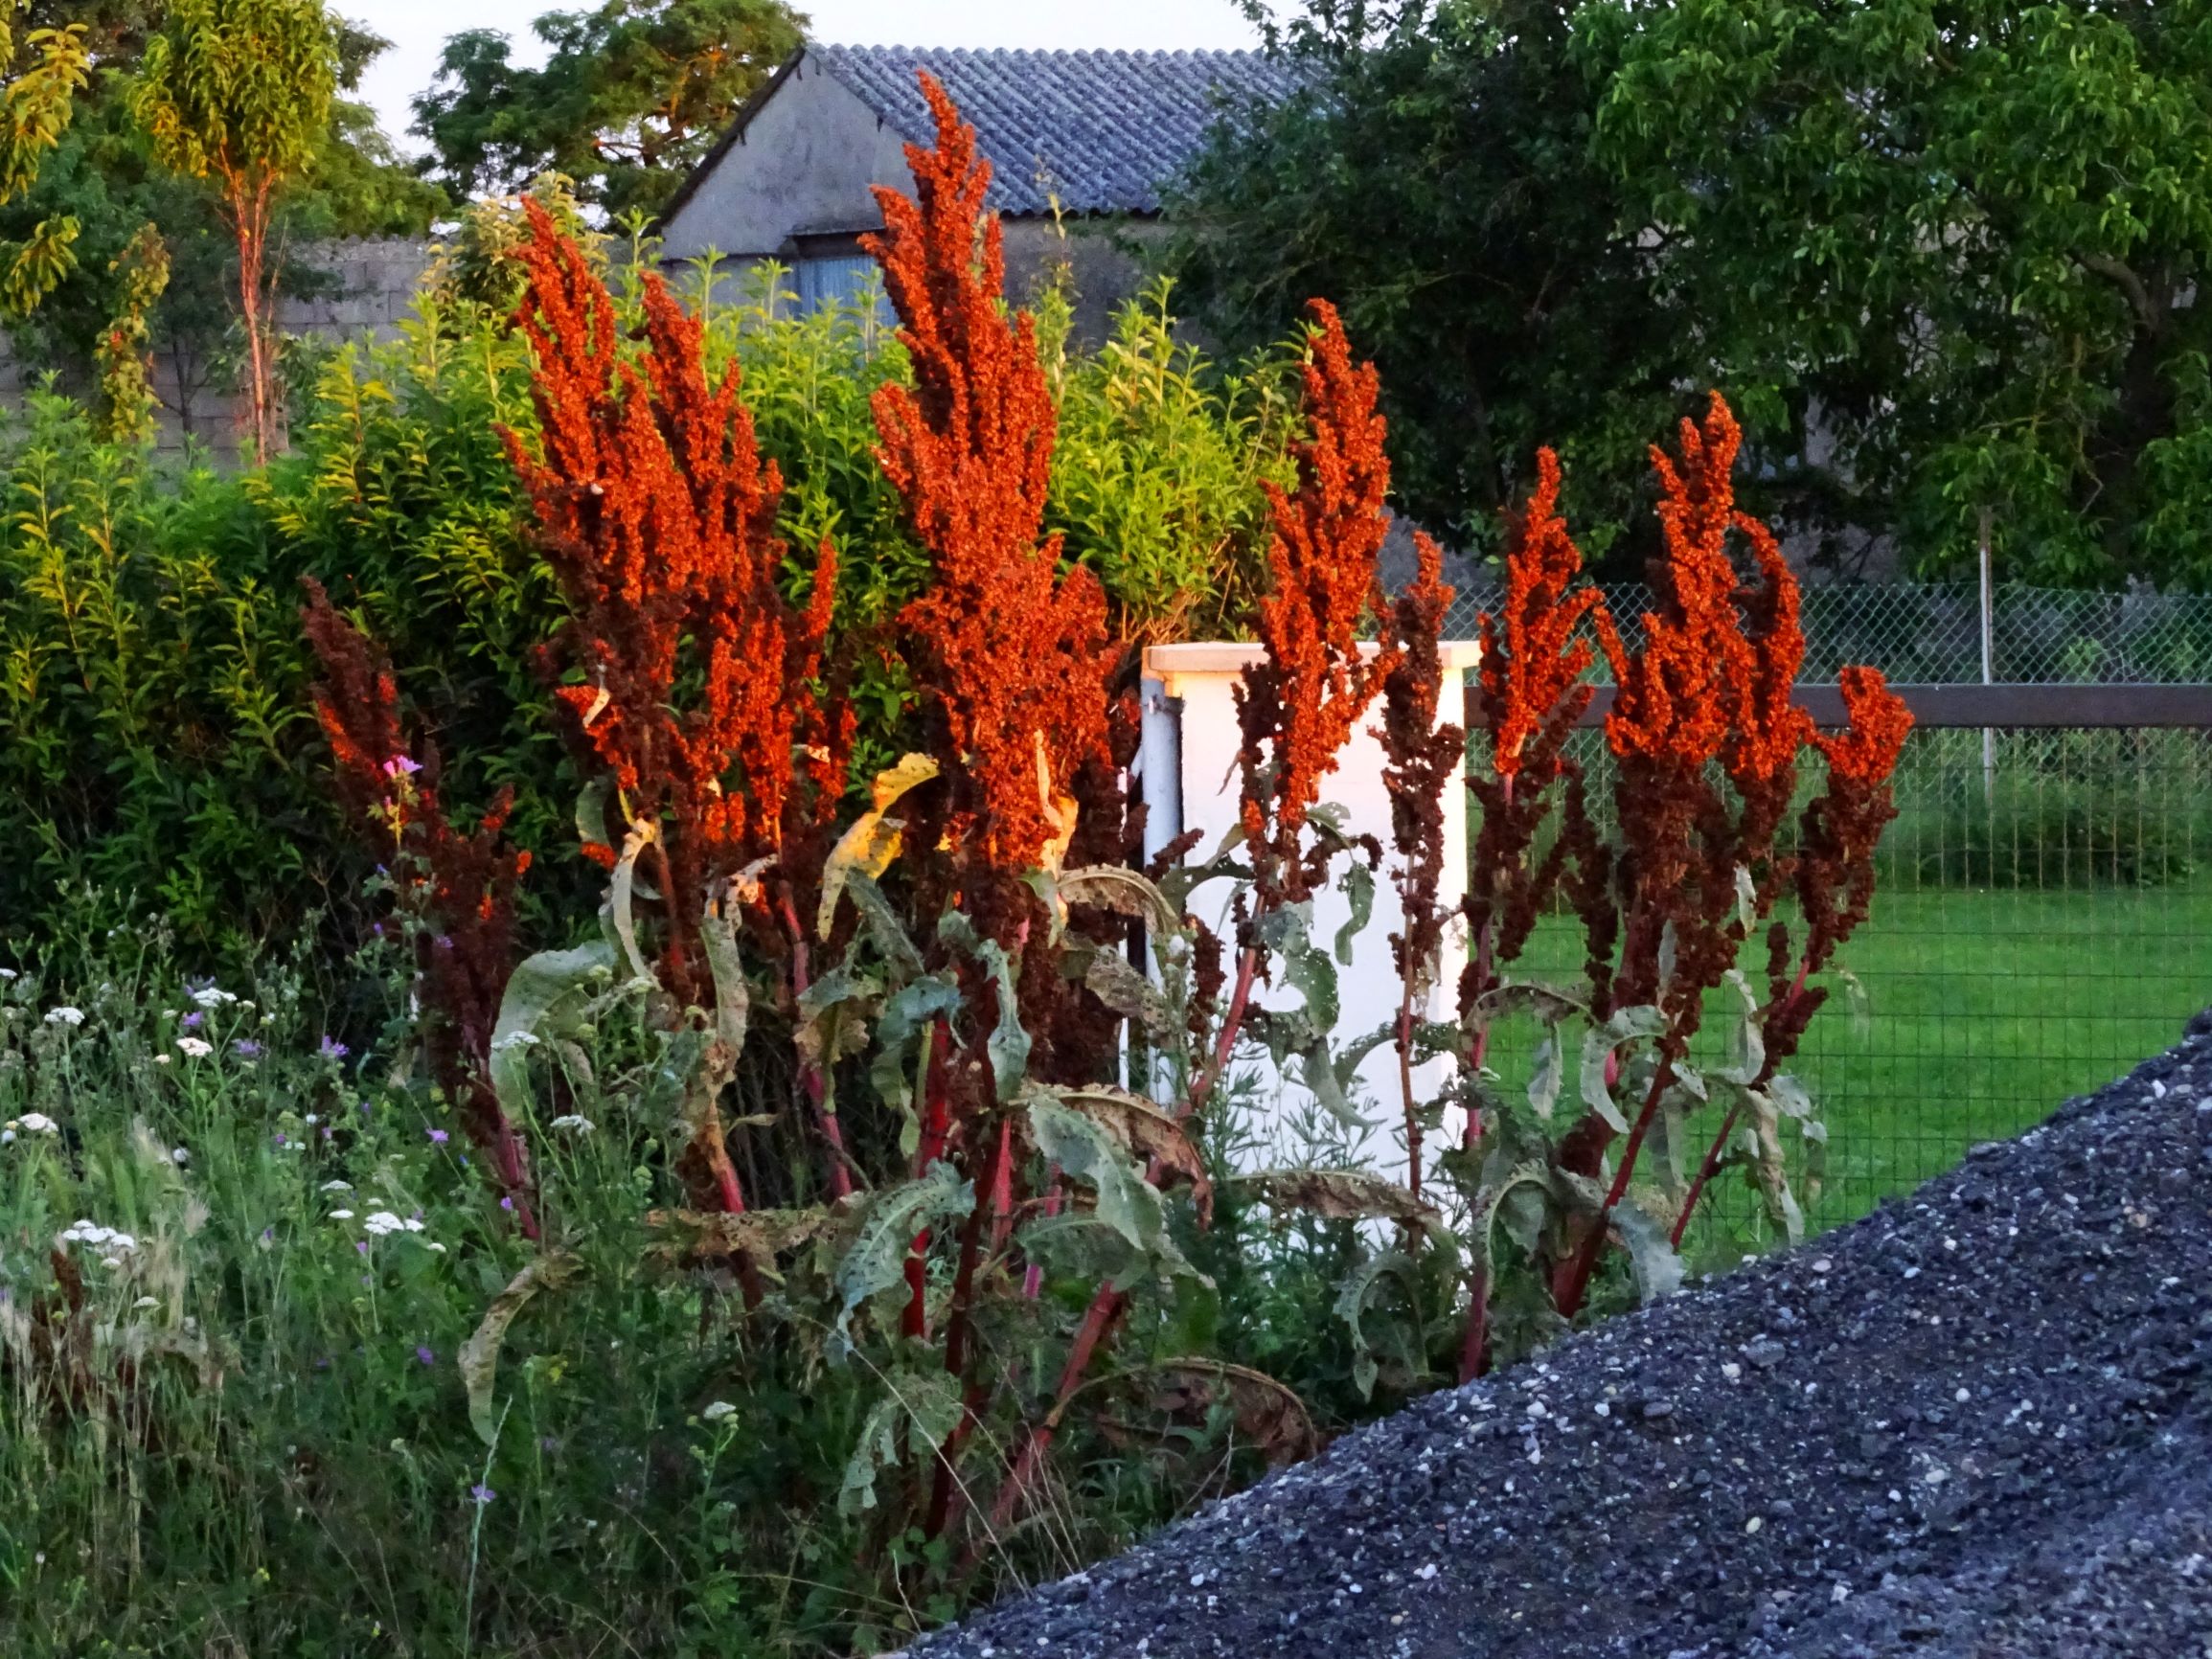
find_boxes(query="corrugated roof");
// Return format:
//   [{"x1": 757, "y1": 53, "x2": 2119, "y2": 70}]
[{"x1": 810, "y1": 44, "x2": 1294, "y2": 216}]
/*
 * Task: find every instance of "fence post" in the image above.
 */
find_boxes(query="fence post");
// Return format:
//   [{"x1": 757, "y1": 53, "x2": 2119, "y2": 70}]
[{"x1": 1979, "y1": 507, "x2": 1996, "y2": 807}]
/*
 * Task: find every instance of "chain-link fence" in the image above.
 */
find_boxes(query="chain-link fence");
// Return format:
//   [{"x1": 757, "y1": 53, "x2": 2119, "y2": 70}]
[
  {"x1": 1478, "y1": 710, "x2": 2212, "y2": 1244},
  {"x1": 1443, "y1": 580, "x2": 2212, "y2": 684}
]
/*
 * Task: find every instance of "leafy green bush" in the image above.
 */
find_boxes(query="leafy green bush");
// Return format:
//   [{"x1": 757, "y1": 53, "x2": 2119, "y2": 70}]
[{"x1": 0, "y1": 258, "x2": 1297, "y2": 979}]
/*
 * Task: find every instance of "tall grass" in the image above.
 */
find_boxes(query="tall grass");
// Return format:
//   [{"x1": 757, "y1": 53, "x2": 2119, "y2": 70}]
[{"x1": 0, "y1": 905, "x2": 1402, "y2": 1656}]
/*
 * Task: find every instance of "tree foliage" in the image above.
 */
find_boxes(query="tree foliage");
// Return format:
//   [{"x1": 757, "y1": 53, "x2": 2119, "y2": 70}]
[
  {"x1": 131, "y1": 0, "x2": 340, "y2": 461},
  {"x1": 1164, "y1": 0, "x2": 1688, "y2": 565},
  {"x1": 1173, "y1": 0, "x2": 2212, "y2": 587},
  {"x1": 1587, "y1": 0, "x2": 2212, "y2": 585},
  {"x1": 413, "y1": 0, "x2": 802, "y2": 219}
]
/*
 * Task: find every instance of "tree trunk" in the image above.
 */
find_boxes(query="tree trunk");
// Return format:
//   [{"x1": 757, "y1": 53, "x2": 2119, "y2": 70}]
[{"x1": 232, "y1": 177, "x2": 275, "y2": 466}]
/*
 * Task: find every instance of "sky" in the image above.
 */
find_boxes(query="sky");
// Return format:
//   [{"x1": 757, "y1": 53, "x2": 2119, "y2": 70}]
[{"x1": 351, "y1": 0, "x2": 1267, "y2": 156}]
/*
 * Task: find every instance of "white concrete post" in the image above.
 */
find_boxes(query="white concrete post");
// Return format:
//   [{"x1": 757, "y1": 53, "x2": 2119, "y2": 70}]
[{"x1": 1138, "y1": 642, "x2": 1481, "y2": 1171}]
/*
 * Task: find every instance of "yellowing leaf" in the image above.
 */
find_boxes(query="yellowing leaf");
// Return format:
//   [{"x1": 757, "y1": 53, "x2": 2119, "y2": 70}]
[{"x1": 818, "y1": 753, "x2": 939, "y2": 939}]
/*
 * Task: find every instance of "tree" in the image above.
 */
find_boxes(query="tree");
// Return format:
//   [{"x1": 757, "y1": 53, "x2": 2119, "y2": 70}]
[
  {"x1": 1164, "y1": 0, "x2": 1690, "y2": 565},
  {"x1": 0, "y1": 14, "x2": 91, "y2": 315},
  {"x1": 1585, "y1": 0, "x2": 2212, "y2": 587},
  {"x1": 6, "y1": 11, "x2": 436, "y2": 447},
  {"x1": 413, "y1": 0, "x2": 802, "y2": 220},
  {"x1": 132, "y1": 0, "x2": 338, "y2": 463},
  {"x1": 1174, "y1": 0, "x2": 2212, "y2": 588}
]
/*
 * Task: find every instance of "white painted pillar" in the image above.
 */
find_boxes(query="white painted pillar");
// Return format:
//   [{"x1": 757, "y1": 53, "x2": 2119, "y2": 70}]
[{"x1": 1138, "y1": 642, "x2": 1481, "y2": 1171}]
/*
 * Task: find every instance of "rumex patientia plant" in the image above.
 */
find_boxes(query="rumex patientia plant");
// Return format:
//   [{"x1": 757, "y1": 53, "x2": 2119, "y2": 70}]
[
  {"x1": 1430, "y1": 395, "x2": 1911, "y2": 1378},
  {"x1": 293, "y1": 70, "x2": 1910, "y2": 1625}
]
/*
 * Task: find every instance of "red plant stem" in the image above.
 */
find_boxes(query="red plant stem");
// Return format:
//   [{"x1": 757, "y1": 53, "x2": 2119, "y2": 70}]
[
  {"x1": 1396, "y1": 992, "x2": 1423, "y2": 1204},
  {"x1": 991, "y1": 936, "x2": 1266, "y2": 1529},
  {"x1": 926, "y1": 1115, "x2": 1013, "y2": 1540},
  {"x1": 1670, "y1": 1097, "x2": 1745, "y2": 1250},
  {"x1": 1670, "y1": 954, "x2": 1815, "y2": 1245},
  {"x1": 903, "y1": 1018, "x2": 955, "y2": 1340},
  {"x1": 1182, "y1": 943, "x2": 1261, "y2": 1125},
  {"x1": 779, "y1": 893, "x2": 855, "y2": 1201},
  {"x1": 1457, "y1": 1263, "x2": 1491, "y2": 1384},
  {"x1": 1452, "y1": 774, "x2": 1510, "y2": 1371},
  {"x1": 1553, "y1": 1046, "x2": 1678, "y2": 1320},
  {"x1": 1022, "y1": 1172, "x2": 1062, "y2": 1298}
]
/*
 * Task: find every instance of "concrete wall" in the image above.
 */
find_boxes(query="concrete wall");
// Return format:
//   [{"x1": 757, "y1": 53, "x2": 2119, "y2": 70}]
[{"x1": 0, "y1": 238, "x2": 434, "y2": 459}]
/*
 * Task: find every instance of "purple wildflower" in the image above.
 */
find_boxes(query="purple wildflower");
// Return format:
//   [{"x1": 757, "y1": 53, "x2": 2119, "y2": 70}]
[
  {"x1": 182, "y1": 1011, "x2": 203, "y2": 1031},
  {"x1": 416, "y1": 1346, "x2": 436, "y2": 1367},
  {"x1": 319, "y1": 1034, "x2": 350, "y2": 1060},
  {"x1": 356, "y1": 1240, "x2": 370, "y2": 1256},
  {"x1": 381, "y1": 755, "x2": 422, "y2": 779},
  {"x1": 233, "y1": 1039, "x2": 262, "y2": 1058},
  {"x1": 499, "y1": 1195, "x2": 513, "y2": 1212},
  {"x1": 469, "y1": 1484, "x2": 495, "y2": 1506},
  {"x1": 426, "y1": 1128, "x2": 449, "y2": 1146}
]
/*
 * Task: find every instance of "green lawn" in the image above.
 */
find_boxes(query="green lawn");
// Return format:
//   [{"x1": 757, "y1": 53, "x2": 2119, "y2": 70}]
[{"x1": 1489, "y1": 880, "x2": 2212, "y2": 1238}]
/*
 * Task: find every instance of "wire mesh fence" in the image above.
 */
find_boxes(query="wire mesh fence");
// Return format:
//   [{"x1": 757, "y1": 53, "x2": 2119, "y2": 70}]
[
  {"x1": 1442, "y1": 580, "x2": 2212, "y2": 684},
  {"x1": 1478, "y1": 717, "x2": 2212, "y2": 1244}
]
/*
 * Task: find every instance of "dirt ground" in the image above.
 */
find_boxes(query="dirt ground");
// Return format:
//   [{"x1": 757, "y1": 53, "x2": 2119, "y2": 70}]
[{"x1": 914, "y1": 1016, "x2": 2212, "y2": 1658}]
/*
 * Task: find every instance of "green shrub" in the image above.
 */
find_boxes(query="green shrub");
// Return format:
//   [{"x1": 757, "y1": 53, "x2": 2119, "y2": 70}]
[{"x1": 0, "y1": 261, "x2": 1297, "y2": 979}]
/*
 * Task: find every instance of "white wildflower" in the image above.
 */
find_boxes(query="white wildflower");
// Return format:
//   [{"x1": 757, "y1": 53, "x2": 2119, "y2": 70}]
[
  {"x1": 491, "y1": 1029, "x2": 540, "y2": 1052},
  {"x1": 171, "y1": 1147, "x2": 189, "y2": 1166},
  {"x1": 0, "y1": 967, "x2": 16, "y2": 980},
  {"x1": 134, "y1": 1296, "x2": 158, "y2": 1309},
  {"x1": 426, "y1": 1241, "x2": 447, "y2": 1253},
  {"x1": 109, "y1": 1234, "x2": 137, "y2": 1252},
  {"x1": 18, "y1": 1112, "x2": 57, "y2": 1135},
  {"x1": 174, "y1": 1036, "x2": 213, "y2": 1058},
  {"x1": 320, "y1": 1179, "x2": 353, "y2": 1192},
  {"x1": 330, "y1": 1209, "x2": 355, "y2": 1220},
  {"x1": 362, "y1": 1211, "x2": 405, "y2": 1237},
  {"x1": 403, "y1": 1217, "x2": 425, "y2": 1233},
  {"x1": 99, "y1": 1256, "x2": 125, "y2": 1270},
  {"x1": 550, "y1": 1114, "x2": 596, "y2": 1134},
  {"x1": 44, "y1": 1006, "x2": 85, "y2": 1027},
  {"x1": 1, "y1": 1130, "x2": 14, "y2": 1146},
  {"x1": 152, "y1": 1054, "x2": 171, "y2": 1065},
  {"x1": 701, "y1": 1400, "x2": 737, "y2": 1421},
  {"x1": 189, "y1": 987, "x2": 237, "y2": 1009}
]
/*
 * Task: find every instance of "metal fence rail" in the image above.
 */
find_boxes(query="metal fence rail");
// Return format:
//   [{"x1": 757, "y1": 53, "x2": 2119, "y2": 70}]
[
  {"x1": 1477, "y1": 683, "x2": 2212, "y2": 1242},
  {"x1": 1443, "y1": 580, "x2": 2212, "y2": 685}
]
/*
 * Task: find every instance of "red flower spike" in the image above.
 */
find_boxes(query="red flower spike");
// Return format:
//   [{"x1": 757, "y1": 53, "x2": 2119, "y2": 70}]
[
  {"x1": 1238, "y1": 298, "x2": 1401, "y2": 898},
  {"x1": 865, "y1": 72, "x2": 1115, "y2": 879},
  {"x1": 1479, "y1": 448, "x2": 1604, "y2": 778},
  {"x1": 502, "y1": 199, "x2": 846, "y2": 1009}
]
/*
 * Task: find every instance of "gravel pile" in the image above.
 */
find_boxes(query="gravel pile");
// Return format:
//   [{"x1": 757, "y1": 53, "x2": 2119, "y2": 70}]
[{"x1": 916, "y1": 1022, "x2": 2212, "y2": 1658}]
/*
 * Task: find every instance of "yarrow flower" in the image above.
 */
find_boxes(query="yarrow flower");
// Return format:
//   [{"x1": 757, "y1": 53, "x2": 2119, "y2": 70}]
[
  {"x1": 361, "y1": 1211, "x2": 426, "y2": 1238},
  {"x1": 189, "y1": 986, "x2": 238, "y2": 1010},
  {"x1": 44, "y1": 1006, "x2": 85, "y2": 1027},
  {"x1": 549, "y1": 1114, "x2": 596, "y2": 1134},
  {"x1": 59, "y1": 1220, "x2": 137, "y2": 1252},
  {"x1": 330, "y1": 1209, "x2": 355, "y2": 1219},
  {"x1": 16, "y1": 1112, "x2": 57, "y2": 1135},
  {"x1": 175, "y1": 1036, "x2": 213, "y2": 1058},
  {"x1": 701, "y1": 1400, "x2": 737, "y2": 1421},
  {"x1": 320, "y1": 1179, "x2": 353, "y2": 1192}
]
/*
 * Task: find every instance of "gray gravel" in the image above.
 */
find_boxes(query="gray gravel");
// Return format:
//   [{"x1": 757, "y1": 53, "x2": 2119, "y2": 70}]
[{"x1": 916, "y1": 1024, "x2": 2212, "y2": 1658}]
